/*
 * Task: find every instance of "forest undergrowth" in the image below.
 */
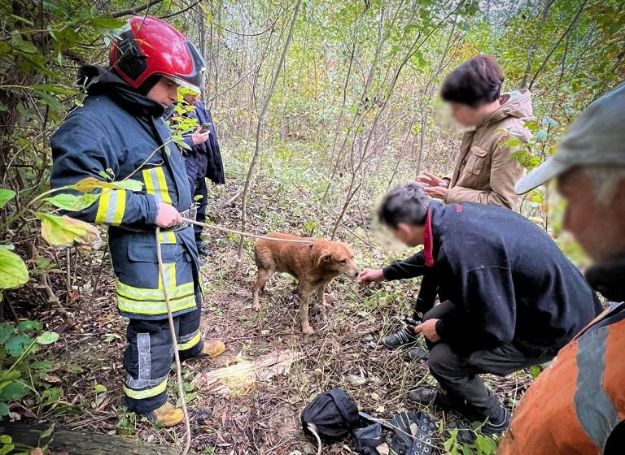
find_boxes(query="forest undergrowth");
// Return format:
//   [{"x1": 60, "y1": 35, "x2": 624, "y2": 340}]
[{"x1": 5, "y1": 141, "x2": 535, "y2": 454}]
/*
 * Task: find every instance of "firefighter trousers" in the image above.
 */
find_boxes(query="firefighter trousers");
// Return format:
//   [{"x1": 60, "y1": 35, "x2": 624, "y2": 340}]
[{"x1": 122, "y1": 291, "x2": 203, "y2": 414}]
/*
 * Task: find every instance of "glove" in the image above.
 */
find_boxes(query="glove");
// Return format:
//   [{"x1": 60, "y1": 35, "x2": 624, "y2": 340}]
[{"x1": 388, "y1": 411, "x2": 436, "y2": 455}]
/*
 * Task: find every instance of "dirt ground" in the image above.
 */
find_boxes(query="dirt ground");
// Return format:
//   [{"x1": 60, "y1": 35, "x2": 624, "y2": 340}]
[{"x1": 28, "y1": 177, "x2": 534, "y2": 454}]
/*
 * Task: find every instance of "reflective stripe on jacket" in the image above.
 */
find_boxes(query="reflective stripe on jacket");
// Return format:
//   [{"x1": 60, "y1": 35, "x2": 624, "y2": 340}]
[
  {"x1": 51, "y1": 92, "x2": 198, "y2": 320},
  {"x1": 499, "y1": 303, "x2": 625, "y2": 454}
]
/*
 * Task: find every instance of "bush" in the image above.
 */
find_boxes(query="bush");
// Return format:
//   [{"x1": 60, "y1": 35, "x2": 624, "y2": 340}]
[{"x1": 0, "y1": 320, "x2": 59, "y2": 419}]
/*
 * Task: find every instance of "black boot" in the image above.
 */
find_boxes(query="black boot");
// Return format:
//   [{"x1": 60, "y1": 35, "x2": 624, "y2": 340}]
[
  {"x1": 481, "y1": 406, "x2": 511, "y2": 436},
  {"x1": 382, "y1": 327, "x2": 417, "y2": 349},
  {"x1": 197, "y1": 244, "x2": 213, "y2": 258},
  {"x1": 403, "y1": 346, "x2": 429, "y2": 362},
  {"x1": 408, "y1": 387, "x2": 463, "y2": 410}
]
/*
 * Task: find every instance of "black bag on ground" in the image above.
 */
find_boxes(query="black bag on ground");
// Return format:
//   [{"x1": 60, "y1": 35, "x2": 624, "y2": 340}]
[{"x1": 301, "y1": 388, "x2": 361, "y2": 442}]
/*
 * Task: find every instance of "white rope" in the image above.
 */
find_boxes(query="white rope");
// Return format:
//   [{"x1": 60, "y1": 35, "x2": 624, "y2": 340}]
[
  {"x1": 186, "y1": 219, "x2": 314, "y2": 244},
  {"x1": 155, "y1": 227, "x2": 192, "y2": 455},
  {"x1": 307, "y1": 423, "x2": 323, "y2": 455}
]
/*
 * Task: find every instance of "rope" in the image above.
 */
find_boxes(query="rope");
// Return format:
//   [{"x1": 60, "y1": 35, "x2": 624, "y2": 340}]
[
  {"x1": 306, "y1": 423, "x2": 323, "y2": 455},
  {"x1": 185, "y1": 219, "x2": 314, "y2": 244},
  {"x1": 155, "y1": 227, "x2": 192, "y2": 455}
]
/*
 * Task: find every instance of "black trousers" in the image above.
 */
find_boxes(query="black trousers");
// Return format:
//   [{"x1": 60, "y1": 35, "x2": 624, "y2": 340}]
[
  {"x1": 423, "y1": 301, "x2": 556, "y2": 420},
  {"x1": 123, "y1": 293, "x2": 204, "y2": 414}
]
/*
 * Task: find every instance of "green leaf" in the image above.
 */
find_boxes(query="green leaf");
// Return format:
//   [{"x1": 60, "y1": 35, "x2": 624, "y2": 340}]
[
  {"x1": 43, "y1": 193, "x2": 99, "y2": 211},
  {"x1": 93, "y1": 384, "x2": 107, "y2": 394},
  {"x1": 36, "y1": 331, "x2": 59, "y2": 345},
  {"x1": 0, "y1": 189, "x2": 16, "y2": 209},
  {"x1": 114, "y1": 179, "x2": 143, "y2": 192},
  {"x1": 16, "y1": 320, "x2": 43, "y2": 333},
  {"x1": 35, "y1": 213, "x2": 101, "y2": 247},
  {"x1": 0, "y1": 249, "x2": 29, "y2": 290},
  {"x1": 0, "y1": 381, "x2": 28, "y2": 401},
  {"x1": 4, "y1": 334, "x2": 33, "y2": 357},
  {"x1": 0, "y1": 434, "x2": 11, "y2": 444},
  {"x1": 0, "y1": 370, "x2": 21, "y2": 386},
  {"x1": 0, "y1": 324, "x2": 13, "y2": 344},
  {"x1": 0, "y1": 402, "x2": 9, "y2": 418}
]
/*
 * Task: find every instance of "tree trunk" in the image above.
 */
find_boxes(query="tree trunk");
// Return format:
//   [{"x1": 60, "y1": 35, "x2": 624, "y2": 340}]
[{"x1": 0, "y1": 423, "x2": 176, "y2": 455}]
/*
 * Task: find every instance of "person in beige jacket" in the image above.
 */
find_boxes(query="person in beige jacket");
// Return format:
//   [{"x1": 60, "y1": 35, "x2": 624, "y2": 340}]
[{"x1": 417, "y1": 55, "x2": 533, "y2": 209}]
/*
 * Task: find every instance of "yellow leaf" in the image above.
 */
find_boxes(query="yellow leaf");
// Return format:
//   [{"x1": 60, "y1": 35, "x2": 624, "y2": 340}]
[
  {"x1": 36, "y1": 213, "x2": 101, "y2": 248},
  {"x1": 72, "y1": 177, "x2": 117, "y2": 193},
  {"x1": 0, "y1": 248, "x2": 29, "y2": 290}
]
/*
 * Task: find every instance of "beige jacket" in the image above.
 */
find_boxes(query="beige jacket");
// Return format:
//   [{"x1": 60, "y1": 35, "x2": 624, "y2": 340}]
[{"x1": 445, "y1": 90, "x2": 533, "y2": 209}]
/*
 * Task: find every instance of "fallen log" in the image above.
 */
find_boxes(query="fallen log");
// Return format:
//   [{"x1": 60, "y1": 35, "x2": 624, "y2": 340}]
[{"x1": 0, "y1": 422, "x2": 177, "y2": 455}]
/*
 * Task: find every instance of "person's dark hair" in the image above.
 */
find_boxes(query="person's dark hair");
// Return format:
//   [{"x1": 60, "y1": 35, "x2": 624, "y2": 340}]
[
  {"x1": 378, "y1": 183, "x2": 430, "y2": 228},
  {"x1": 440, "y1": 55, "x2": 504, "y2": 107}
]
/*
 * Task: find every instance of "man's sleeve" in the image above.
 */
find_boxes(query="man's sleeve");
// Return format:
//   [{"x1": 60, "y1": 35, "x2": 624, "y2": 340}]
[
  {"x1": 445, "y1": 137, "x2": 523, "y2": 209},
  {"x1": 50, "y1": 115, "x2": 158, "y2": 227},
  {"x1": 383, "y1": 250, "x2": 428, "y2": 281}
]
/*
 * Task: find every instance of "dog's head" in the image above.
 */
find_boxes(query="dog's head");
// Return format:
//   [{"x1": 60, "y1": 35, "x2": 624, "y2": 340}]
[{"x1": 317, "y1": 241, "x2": 358, "y2": 278}]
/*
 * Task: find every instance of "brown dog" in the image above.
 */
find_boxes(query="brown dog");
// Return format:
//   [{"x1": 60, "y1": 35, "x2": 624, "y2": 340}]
[{"x1": 252, "y1": 233, "x2": 358, "y2": 334}]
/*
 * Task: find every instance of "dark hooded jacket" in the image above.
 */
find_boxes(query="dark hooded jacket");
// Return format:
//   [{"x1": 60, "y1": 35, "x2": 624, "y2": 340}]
[
  {"x1": 383, "y1": 201, "x2": 601, "y2": 355},
  {"x1": 181, "y1": 100, "x2": 225, "y2": 185},
  {"x1": 50, "y1": 65, "x2": 198, "y2": 320}
]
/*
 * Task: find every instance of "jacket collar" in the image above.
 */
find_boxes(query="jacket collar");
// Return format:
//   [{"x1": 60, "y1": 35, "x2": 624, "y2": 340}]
[
  {"x1": 77, "y1": 65, "x2": 165, "y2": 118},
  {"x1": 585, "y1": 254, "x2": 625, "y2": 302},
  {"x1": 477, "y1": 89, "x2": 533, "y2": 128}
]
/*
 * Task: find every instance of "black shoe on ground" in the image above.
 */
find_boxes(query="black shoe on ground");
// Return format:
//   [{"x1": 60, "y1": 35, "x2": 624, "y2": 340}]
[
  {"x1": 197, "y1": 245, "x2": 213, "y2": 257},
  {"x1": 408, "y1": 387, "x2": 462, "y2": 410},
  {"x1": 403, "y1": 346, "x2": 429, "y2": 362},
  {"x1": 382, "y1": 327, "x2": 418, "y2": 349},
  {"x1": 444, "y1": 407, "x2": 510, "y2": 445},
  {"x1": 481, "y1": 407, "x2": 511, "y2": 436}
]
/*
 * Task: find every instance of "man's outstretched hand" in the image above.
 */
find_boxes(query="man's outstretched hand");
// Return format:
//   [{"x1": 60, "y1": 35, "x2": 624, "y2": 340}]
[
  {"x1": 357, "y1": 268, "x2": 385, "y2": 284},
  {"x1": 416, "y1": 171, "x2": 447, "y2": 188},
  {"x1": 412, "y1": 318, "x2": 440, "y2": 342}
]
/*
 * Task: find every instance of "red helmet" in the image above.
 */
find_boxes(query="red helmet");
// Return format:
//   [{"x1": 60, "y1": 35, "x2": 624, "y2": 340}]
[{"x1": 110, "y1": 16, "x2": 205, "y2": 91}]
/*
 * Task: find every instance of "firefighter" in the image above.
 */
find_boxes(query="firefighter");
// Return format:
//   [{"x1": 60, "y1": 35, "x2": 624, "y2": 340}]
[
  {"x1": 50, "y1": 16, "x2": 224, "y2": 427},
  {"x1": 500, "y1": 83, "x2": 625, "y2": 454}
]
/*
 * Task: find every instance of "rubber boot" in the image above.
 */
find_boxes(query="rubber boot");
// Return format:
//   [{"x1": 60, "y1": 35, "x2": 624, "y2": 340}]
[
  {"x1": 200, "y1": 339, "x2": 226, "y2": 358},
  {"x1": 148, "y1": 402, "x2": 184, "y2": 428}
]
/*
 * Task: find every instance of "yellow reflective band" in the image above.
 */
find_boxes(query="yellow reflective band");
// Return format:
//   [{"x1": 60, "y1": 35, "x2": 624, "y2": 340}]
[
  {"x1": 123, "y1": 379, "x2": 167, "y2": 400},
  {"x1": 178, "y1": 331, "x2": 201, "y2": 351},
  {"x1": 158, "y1": 262, "x2": 177, "y2": 290},
  {"x1": 158, "y1": 231, "x2": 176, "y2": 244},
  {"x1": 116, "y1": 280, "x2": 194, "y2": 301},
  {"x1": 142, "y1": 167, "x2": 172, "y2": 205},
  {"x1": 117, "y1": 293, "x2": 196, "y2": 315},
  {"x1": 95, "y1": 189, "x2": 126, "y2": 225}
]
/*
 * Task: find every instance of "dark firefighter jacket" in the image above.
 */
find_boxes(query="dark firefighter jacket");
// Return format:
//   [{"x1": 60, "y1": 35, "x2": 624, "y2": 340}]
[
  {"x1": 50, "y1": 65, "x2": 198, "y2": 320},
  {"x1": 382, "y1": 201, "x2": 601, "y2": 355},
  {"x1": 181, "y1": 100, "x2": 225, "y2": 185}
]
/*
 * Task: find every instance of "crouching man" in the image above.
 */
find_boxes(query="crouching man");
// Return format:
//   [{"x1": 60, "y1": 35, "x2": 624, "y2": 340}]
[{"x1": 358, "y1": 183, "x2": 601, "y2": 434}]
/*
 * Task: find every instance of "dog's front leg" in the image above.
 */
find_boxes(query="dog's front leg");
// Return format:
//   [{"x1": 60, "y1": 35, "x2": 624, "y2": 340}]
[
  {"x1": 298, "y1": 284, "x2": 315, "y2": 334},
  {"x1": 316, "y1": 282, "x2": 335, "y2": 306}
]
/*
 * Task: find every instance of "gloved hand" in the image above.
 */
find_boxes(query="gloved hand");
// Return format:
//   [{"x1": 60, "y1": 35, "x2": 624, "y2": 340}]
[{"x1": 156, "y1": 202, "x2": 182, "y2": 228}]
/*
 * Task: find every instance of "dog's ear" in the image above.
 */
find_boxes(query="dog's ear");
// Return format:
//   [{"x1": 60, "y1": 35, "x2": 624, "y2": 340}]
[{"x1": 317, "y1": 250, "x2": 332, "y2": 266}]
